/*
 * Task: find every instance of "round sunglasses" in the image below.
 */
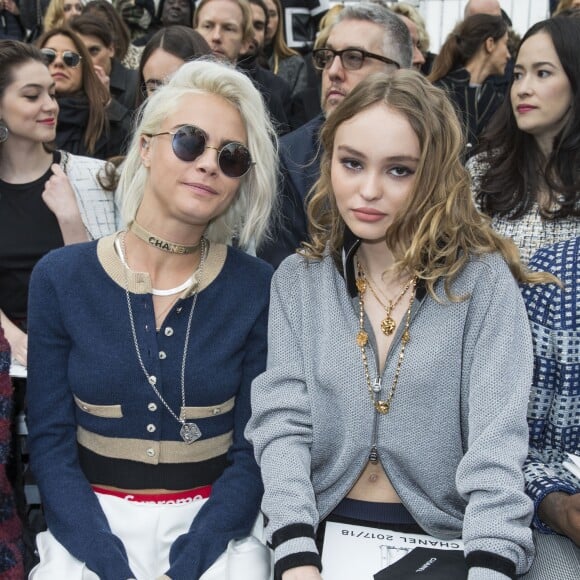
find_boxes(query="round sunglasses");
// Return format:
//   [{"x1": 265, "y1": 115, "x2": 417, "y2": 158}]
[
  {"x1": 41, "y1": 48, "x2": 82, "y2": 68},
  {"x1": 146, "y1": 125, "x2": 254, "y2": 179}
]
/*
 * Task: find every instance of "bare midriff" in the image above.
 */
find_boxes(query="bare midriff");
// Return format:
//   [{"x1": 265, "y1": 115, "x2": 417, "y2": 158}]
[{"x1": 347, "y1": 462, "x2": 401, "y2": 503}]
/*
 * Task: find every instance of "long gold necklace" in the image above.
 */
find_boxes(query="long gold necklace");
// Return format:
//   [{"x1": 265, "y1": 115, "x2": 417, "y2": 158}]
[
  {"x1": 355, "y1": 261, "x2": 417, "y2": 415},
  {"x1": 357, "y1": 263, "x2": 414, "y2": 336}
]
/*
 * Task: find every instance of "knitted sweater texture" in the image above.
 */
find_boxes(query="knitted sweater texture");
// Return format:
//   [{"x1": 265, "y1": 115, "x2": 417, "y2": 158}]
[
  {"x1": 247, "y1": 251, "x2": 535, "y2": 580},
  {"x1": 27, "y1": 235, "x2": 272, "y2": 579}
]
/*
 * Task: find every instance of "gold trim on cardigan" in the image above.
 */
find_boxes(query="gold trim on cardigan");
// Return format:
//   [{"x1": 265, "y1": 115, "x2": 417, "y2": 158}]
[
  {"x1": 74, "y1": 395, "x2": 123, "y2": 418},
  {"x1": 96, "y1": 233, "x2": 227, "y2": 295},
  {"x1": 77, "y1": 426, "x2": 233, "y2": 465},
  {"x1": 180, "y1": 396, "x2": 236, "y2": 419}
]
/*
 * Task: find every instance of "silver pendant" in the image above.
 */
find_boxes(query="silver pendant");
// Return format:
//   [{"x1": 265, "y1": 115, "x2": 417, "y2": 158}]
[
  {"x1": 180, "y1": 422, "x2": 202, "y2": 444},
  {"x1": 372, "y1": 378, "x2": 382, "y2": 393}
]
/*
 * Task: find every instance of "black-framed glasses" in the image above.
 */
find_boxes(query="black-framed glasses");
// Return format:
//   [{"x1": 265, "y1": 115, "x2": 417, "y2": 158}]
[
  {"x1": 41, "y1": 48, "x2": 82, "y2": 68},
  {"x1": 146, "y1": 125, "x2": 254, "y2": 179},
  {"x1": 312, "y1": 48, "x2": 400, "y2": 71}
]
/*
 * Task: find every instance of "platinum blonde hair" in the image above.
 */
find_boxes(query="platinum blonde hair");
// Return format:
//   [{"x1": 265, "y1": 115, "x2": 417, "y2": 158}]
[{"x1": 117, "y1": 59, "x2": 278, "y2": 249}]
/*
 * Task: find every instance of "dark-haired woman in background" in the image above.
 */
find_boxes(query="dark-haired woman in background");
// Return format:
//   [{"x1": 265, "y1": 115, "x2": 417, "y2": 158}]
[
  {"x1": 429, "y1": 14, "x2": 510, "y2": 151},
  {"x1": 83, "y1": 0, "x2": 144, "y2": 70},
  {"x1": 70, "y1": 15, "x2": 139, "y2": 113},
  {"x1": 37, "y1": 27, "x2": 132, "y2": 159},
  {"x1": 468, "y1": 16, "x2": 580, "y2": 264},
  {"x1": 137, "y1": 25, "x2": 211, "y2": 106}
]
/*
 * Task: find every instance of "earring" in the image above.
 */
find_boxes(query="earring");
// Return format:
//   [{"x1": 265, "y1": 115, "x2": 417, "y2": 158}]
[{"x1": 0, "y1": 120, "x2": 8, "y2": 144}]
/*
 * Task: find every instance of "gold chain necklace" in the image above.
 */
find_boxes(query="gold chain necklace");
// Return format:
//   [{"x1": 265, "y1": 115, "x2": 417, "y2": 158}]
[
  {"x1": 357, "y1": 262, "x2": 414, "y2": 336},
  {"x1": 355, "y1": 260, "x2": 417, "y2": 414}
]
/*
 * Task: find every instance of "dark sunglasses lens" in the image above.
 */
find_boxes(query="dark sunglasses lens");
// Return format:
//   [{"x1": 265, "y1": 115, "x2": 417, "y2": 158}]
[
  {"x1": 41, "y1": 49, "x2": 56, "y2": 65},
  {"x1": 63, "y1": 51, "x2": 81, "y2": 67},
  {"x1": 172, "y1": 126, "x2": 206, "y2": 162},
  {"x1": 219, "y1": 143, "x2": 252, "y2": 178}
]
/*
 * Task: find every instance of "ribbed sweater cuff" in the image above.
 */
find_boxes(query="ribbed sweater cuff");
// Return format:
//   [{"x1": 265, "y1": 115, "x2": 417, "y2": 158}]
[
  {"x1": 466, "y1": 551, "x2": 516, "y2": 580},
  {"x1": 271, "y1": 524, "x2": 321, "y2": 580}
]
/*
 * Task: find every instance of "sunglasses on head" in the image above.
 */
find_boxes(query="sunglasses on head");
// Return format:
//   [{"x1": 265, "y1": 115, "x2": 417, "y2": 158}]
[
  {"x1": 145, "y1": 125, "x2": 254, "y2": 179},
  {"x1": 41, "y1": 48, "x2": 82, "y2": 68}
]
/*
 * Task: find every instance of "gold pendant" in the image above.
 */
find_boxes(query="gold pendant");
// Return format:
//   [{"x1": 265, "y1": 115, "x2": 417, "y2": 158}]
[
  {"x1": 356, "y1": 330, "x2": 368, "y2": 347},
  {"x1": 380, "y1": 316, "x2": 396, "y2": 335},
  {"x1": 375, "y1": 400, "x2": 390, "y2": 414},
  {"x1": 355, "y1": 278, "x2": 367, "y2": 294}
]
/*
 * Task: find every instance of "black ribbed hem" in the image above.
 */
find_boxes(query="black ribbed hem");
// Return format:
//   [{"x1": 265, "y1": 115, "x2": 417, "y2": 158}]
[
  {"x1": 271, "y1": 523, "x2": 316, "y2": 549},
  {"x1": 466, "y1": 550, "x2": 516, "y2": 579},
  {"x1": 274, "y1": 552, "x2": 322, "y2": 580}
]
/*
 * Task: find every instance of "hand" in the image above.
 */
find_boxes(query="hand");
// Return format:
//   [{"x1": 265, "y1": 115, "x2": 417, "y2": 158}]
[
  {"x1": 538, "y1": 492, "x2": 580, "y2": 546},
  {"x1": 4, "y1": 323, "x2": 27, "y2": 366},
  {"x1": 93, "y1": 64, "x2": 111, "y2": 96},
  {"x1": 282, "y1": 566, "x2": 323, "y2": 580},
  {"x1": 42, "y1": 164, "x2": 81, "y2": 223},
  {"x1": 1, "y1": 0, "x2": 20, "y2": 15}
]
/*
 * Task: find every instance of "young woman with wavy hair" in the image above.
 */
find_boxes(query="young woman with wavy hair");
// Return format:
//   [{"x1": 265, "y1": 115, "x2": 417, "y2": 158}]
[
  {"x1": 37, "y1": 27, "x2": 131, "y2": 159},
  {"x1": 248, "y1": 70, "x2": 553, "y2": 580},
  {"x1": 468, "y1": 15, "x2": 580, "y2": 264}
]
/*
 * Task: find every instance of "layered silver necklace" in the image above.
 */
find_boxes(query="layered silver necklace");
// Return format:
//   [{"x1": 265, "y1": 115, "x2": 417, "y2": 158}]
[{"x1": 120, "y1": 232, "x2": 207, "y2": 444}]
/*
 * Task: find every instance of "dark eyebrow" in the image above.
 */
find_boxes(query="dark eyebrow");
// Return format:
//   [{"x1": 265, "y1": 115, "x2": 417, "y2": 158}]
[
  {"x1": 336, "y1": 144, "x2": 419, "y2": 163},
  {"x1": 514, "y1": 61, "x2": 557, "y2": 70},
  {"x1": 20, "y1": 83, "x2": 54, "y2": 90}
]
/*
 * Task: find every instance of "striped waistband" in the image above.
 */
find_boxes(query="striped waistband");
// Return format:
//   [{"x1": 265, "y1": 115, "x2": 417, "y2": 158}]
[
  {"x1": 92, "y1": 485, "x2": 211, "y2": 504},
  {"x1": 330, "y1": 499, "x2": 418, "y2": 525}
]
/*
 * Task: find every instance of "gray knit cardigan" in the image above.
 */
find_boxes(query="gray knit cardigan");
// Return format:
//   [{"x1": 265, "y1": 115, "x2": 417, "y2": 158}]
[{"x1": 247, "y1": 250, "x2": 535, "y2": 580}]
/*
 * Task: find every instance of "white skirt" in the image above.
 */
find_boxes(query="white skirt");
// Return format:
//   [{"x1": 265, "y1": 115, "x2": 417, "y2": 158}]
[{"x1": 29, "y1": 492, "x2": 272, "y2": 580}]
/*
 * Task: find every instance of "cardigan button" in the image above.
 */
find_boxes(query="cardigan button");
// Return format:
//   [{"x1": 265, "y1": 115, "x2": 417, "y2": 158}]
[
  {"x1": 146, "y1": 448, "x2": 155, "y2": 457},
  {"x1": 148, "y1": 402, "x2": 157, "y2": 411},
  {"x1": 164, "y1": 327, "x2": 174, "y2": 337},
  {"x1": 147, "y1": 424, "x2": 156, "y2": 433},
  {"x1": 158, "y1": 351, "x2": 167, "y2": 360}
]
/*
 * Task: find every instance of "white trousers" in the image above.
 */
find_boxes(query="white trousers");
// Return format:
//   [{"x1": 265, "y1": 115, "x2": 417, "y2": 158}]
[{"x1": 29, "y1": 493, "x2": 272, "y2": 580}]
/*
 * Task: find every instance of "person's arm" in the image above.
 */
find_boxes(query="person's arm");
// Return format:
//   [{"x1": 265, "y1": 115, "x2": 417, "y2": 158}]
[
  {"x1": 246, "y1": 259, "x2": 322, "y2": 580},
  {"x1": 42, "y1": 164, "x2": 90, "y2": 245},
  {"x1": 164, "y1": 268, "x2": 272, "y2": 579},
  {"x1": 0, "y1": 309, "x2": 27, "y2": 365},
  {"x1": 537, "y1": 492, "x2": 580, "y2": 545},
  {"x1": 521, "y1": 252, "x2": 580, "y2": 541},
  {"x1": 455, "y1": 257, "x2": 535, "y2": 580},
  {"x1": 27, "y1": 252, "x2": 135, "y2": 578}
]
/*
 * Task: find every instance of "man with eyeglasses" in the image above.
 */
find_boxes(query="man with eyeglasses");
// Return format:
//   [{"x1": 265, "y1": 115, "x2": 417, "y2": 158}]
[{"x1": 257, "y1": 2, "x2": 412, "y2": 267}]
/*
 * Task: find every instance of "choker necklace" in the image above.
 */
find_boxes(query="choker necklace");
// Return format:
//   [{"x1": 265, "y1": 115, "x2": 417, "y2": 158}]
[
  {"x1": 114, "y1": 235, "x2": 197, "y2": 296},
  {"x1": 357, "y1": 263, "x2": 414, "y2": 336},
  {"x1": 122, "y1": 232, "x2": 208, "y2": 444},
  {"x1": 355, "y1": 258, "x2": 416, "y2": 415},
  {"x1": 130, "y1": 221, "x2": 202, "y2": 255}
]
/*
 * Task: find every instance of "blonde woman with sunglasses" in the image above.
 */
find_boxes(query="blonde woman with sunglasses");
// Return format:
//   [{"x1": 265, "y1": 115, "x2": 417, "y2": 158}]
[
  {"x1": 27, "y1": 59, "x2": 277, "y2": 579},
  {"x1": 37, "y1": 27, "x2": 132, "y2": 159}
]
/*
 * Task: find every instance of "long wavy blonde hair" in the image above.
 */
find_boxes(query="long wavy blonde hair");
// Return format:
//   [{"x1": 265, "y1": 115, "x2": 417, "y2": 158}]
[{"x1": 303, "y1": 70, "x2": 553, "y2": 299}]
